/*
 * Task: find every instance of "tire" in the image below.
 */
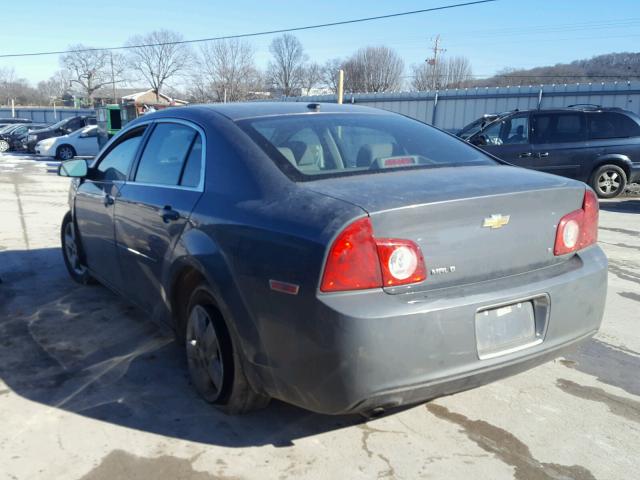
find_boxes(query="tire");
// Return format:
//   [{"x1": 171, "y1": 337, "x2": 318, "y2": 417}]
[
  {"x1": 185, "y1": 285, "x2": 270, "y2": 414},
  {"x1": 61, "y1": 212, "x2": 95, "y2": 285},
  {"x1": 56, "y1": 145, "x2": 76, "y2": 161},
  {"x1": 590, "y1": 164, "x2": 627, "y2": 199},
  {"x1": 0, "y1": 139, "x2": 10, "y2": 153}
]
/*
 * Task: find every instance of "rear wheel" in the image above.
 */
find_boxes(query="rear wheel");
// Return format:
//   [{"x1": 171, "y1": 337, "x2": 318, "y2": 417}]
[
  {"x1": 0, "y1": 139, "x2": 10, "y2": 152},
  {"x1": 57, "y1": 145, "x2": 76, "y2": 161},
  {"x1": 61, "y1": 213, "x2": 94, "y2": 285},
  {"x1": 185, "y1": 285, "x2": 270, "y2": 414},
  {"x1": 591, "y1": 164, "x2": 627, "y2": 198}
]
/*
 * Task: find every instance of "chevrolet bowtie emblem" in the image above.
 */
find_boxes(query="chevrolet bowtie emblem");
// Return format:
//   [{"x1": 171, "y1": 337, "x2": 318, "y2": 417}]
[{"x1": 483, "y1": 214, "x2": 510, "y2": 229}]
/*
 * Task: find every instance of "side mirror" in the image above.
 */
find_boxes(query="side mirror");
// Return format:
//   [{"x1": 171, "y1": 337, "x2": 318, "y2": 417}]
[{"x1": 58, "y1": 159, "x2": 88, "y2": 178}]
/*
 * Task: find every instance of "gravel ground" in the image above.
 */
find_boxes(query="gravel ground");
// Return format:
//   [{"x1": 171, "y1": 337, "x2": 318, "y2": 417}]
[{"x1": 0, "y1": 153, "x2": 639, "y2": 480}]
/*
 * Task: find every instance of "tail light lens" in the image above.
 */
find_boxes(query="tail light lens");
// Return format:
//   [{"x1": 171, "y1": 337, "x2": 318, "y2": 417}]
[
  {"x1": 376, "y1": 240, "x2": 427, "y2": 286},
  {"x1": 554, "y1": 189, "x2": 599, "y2": 256},
  {"x1": 320, "y1": 217, "x2": 426, "y2": 292}
]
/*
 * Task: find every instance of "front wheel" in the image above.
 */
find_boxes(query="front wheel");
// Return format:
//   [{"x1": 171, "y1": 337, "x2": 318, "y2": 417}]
[
  {"x1": 185, "y1": 285, "x2": 270, "y2": 414},
  {"x1": 56, "y1": 145, "x2": 76, "y2": 161},
  {"x1": 61, "y1": 213, "x2": 94, "y2": 284},
  {"x1": 0, "y1": 139, "x2": 10, "y2": 152},
  {"x1": 591, "y1": 164, "x2": 627, "y2": 198}
]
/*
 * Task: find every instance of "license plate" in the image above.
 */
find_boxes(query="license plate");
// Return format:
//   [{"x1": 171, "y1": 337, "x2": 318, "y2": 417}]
[{"x1": 475, "y1": 301, "x2": 539, "y2": 359}]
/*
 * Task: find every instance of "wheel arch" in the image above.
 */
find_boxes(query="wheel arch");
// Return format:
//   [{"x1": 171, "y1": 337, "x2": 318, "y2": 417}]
[
  {"x1": 166, "y1": 229, "x2": 264, "y2": 365},
  {"x1": 591, "y1": 154, "x2": 632, "y2": 180},
  {"x1": 56, "y1": 143, "x2": 76, "y2": 158}
]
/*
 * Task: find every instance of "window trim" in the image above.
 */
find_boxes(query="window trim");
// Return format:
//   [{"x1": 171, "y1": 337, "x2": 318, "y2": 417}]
[{"x1": 128, "y1": 118, "x2": 207, "y2": 193}]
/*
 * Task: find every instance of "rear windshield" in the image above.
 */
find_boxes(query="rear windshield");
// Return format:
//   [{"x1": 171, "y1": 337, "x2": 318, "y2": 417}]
[{"x1": 237, "y1": 113, "x2": 497, "y2": 180}]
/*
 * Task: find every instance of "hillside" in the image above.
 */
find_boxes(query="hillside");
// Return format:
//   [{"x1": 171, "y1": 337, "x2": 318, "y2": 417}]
[{"x1": 472, "y1": 52, "x2": 640, "y2": 86}]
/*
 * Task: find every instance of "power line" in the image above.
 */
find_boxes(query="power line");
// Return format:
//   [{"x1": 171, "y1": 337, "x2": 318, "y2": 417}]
[{"x1": 0, "y1": 0, "x2": 497, "y2": 59}]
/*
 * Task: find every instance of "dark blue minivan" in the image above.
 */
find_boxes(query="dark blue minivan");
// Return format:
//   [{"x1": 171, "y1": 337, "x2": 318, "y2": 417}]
[{"x1": 468, "y1": 106, "x2": 640, "y2": 198}]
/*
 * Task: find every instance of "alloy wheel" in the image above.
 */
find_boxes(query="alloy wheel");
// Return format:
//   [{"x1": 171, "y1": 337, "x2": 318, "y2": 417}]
[
  {"x1": 597, "y1": 170, "x2": 621, "y2": 195},
  {"x1": 0, "y1": 140, "x2": 10, "y2": 152},
  {"x1": 59, "y1": 146, "x2": 74, "y2": 160},
  {"x1": 63, "y1": 221, "x2": 87, "y2": 276},
  {"x1": 186, "y1": 304, "x2": 225, "y2": 402}
]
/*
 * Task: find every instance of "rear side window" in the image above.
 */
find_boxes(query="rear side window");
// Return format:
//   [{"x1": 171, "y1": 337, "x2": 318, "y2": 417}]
[
  {"x1": 180, "y1": 136, "x2": 202, "y2": 187},
  {"x1": 588, "y1": 112, "x2": 640, "y2": 139},
  {"x1": 135, "y1": 122, "x2": 201, "y2": 187},
  {"x1": 532, "y1": 113, "x2": 586, "y2": 144},
  {"x1": 95, "y1": 127, "x2": 146, "y2": 181},
  {"x1": 239, "y1": 113, "x2": 496, "y2": 180}
]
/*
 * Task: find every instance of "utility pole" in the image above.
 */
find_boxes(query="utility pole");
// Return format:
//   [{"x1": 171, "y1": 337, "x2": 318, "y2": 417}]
[
  {"x1": 426, "y1": 35, "x2": 446, "y2": 90},
  {"x1": 110, "y1": 52, "x2": 117, "y2": 105}
]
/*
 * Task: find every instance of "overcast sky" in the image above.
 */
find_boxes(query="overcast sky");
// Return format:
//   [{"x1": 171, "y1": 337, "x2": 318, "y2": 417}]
[{"x1": 1, "y1": 0, "x2": 639, "y2": 87}]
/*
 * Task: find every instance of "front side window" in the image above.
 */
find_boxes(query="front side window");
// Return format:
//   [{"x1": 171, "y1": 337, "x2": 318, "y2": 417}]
[
  {"x1": 134, "y1": 122, "x2": 200, "y2": 186},
  {"x1": 503, "y1": 116, "x2": 529, "y2": 144},
  {"x1": 239, "y1": 113, "x2": 497, "y2": 180},
  {"x1": 94, "y1": 127, "x2": 146, "y2": 181},
  {"x1": 588, "y1": 112, "x2": 640, "y2": 139},
  {"x1": 532, "y1": 113, "x2": 586, "y2": 144}
]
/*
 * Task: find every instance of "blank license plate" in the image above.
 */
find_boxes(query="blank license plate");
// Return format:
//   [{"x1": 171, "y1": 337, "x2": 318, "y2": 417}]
[{"x1": 475, "y1": 301, "x2": 537, "y2": 359}]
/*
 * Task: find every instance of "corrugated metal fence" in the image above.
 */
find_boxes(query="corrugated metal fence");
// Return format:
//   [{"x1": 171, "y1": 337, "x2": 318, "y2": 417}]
[
  {"x1": 287, "y1": 81, "x2": 640, "y2": 131},
  {"x1": 0, "y1": 107, "x2": 95, "y2": 124}
]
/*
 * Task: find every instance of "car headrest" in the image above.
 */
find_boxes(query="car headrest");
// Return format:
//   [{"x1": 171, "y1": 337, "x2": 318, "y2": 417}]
[
  {"x1": 356, "y1": 143, "x2": 395, "y2": 168},
  {"x1": 277, "y1": 147, "x2": 297, "y2": 166}
]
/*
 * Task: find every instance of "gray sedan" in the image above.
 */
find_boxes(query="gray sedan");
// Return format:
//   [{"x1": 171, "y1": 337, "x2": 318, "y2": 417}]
[{"x1": 57, "y1": 102, "x2": 607, "y2": 415}]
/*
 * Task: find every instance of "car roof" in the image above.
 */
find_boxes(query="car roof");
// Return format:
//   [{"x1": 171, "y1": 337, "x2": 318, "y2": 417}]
[
  {"x1": 145, "y1": 102, "x2": 390, "y2": 122},
  {"x1": 505, "y1": 106, "x2": 632, "y2": 115}
]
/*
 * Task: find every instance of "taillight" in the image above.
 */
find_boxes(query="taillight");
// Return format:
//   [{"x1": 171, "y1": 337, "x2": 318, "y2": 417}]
[
  {"x1": 320, "y1": 217, "x2": 426, "y2": 292},
  {"x1": 554, "y1": 189, "x2": 599, "y2": 256},
  {"x1": 320, "y1": 217, "x2": 383, "y2": 292},
  {"x1": 376, "y1": 239, "x2": 426, "y2": 286}
]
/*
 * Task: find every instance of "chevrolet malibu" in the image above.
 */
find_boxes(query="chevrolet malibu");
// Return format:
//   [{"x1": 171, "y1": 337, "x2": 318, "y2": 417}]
[{"x1": 58, "y1": 103, "x2": 607, "y2": 415}]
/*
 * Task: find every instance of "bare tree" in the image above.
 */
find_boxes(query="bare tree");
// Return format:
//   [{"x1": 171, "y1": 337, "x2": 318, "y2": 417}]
[
  {"x1": 342, "y1": 46, "x2": 404, "y2": 93},
  {"x1": 0, "y1": 68, "x2": 41, "y2": 106},
  {"x1": 321, "y1": 58, "x2": 343, "y2": 93},
  {"x1": 198, "y1": 39, "x2": 260, "y2": 102},
  {"x1": 412, "y1": 56, "x2": 473, "y2": 90},
  {"x1": 37, "y1": 70, "x2": 72, "y2": 101},
  {"x1": 445, "y1": 57, "x2": 473, "y2": 88},
  {"x1": 60, "y1": 45, "x2": 125, "y2": 104},
  {"x1": 301, "y1": 62, "x2": 322, "y2": 96},
  {"x1": 126, "y1": 30, "x2": 193, "y2": 100},
  {"x1": 267, "y1": 34, "x2": 306, "y2": 96}
]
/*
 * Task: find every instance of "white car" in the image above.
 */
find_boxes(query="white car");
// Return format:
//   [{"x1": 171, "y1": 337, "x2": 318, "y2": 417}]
[{"x1": 35, "y1": 125, "x2": 99, "y2": 160}]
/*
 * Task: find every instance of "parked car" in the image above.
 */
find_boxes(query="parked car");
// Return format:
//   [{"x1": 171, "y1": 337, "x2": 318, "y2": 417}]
[
  {"x1": 0, "y1": 123, "x2": 49, "y2": 152},
  {"x1": 57, "y1": 103, "x2": 607, "y2": 416},
  {"x1": 0, "y1": 117, "x2": 31, "y2": 129},
  {"x1": 35, "y1": 125, "x2": 99, "y2": 159},
  {"x1": 24, "y1": 115, "x2": 96, "y2": 152},
  {"x1": 467, "y1": 106, "x2": 640, "y2": 198}
]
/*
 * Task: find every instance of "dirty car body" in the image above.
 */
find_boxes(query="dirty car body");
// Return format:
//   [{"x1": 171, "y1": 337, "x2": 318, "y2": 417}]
[{"x1": 59, "y1": 103, "x2": 608, "y2": 415}]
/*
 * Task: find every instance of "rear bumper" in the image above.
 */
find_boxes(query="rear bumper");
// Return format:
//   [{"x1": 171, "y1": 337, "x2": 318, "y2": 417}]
[{"x1": 254, "y1": 246, "x2": 607, "y2": 414}]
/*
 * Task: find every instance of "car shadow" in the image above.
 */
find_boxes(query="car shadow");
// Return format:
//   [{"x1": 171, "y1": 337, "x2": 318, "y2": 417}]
[
  {"x1": 600, "y1": 199, "x2": 640, "y2": 214},
  {"x1": 0, "y1": 247, "x2": 366, "y2": 447}
]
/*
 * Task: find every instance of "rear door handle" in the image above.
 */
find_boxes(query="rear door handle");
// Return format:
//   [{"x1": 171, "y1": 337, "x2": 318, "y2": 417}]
[
  {"x1": 518, "y1": 152, "x2": 532, "y2": 158},
  {"x1": 537, "y1": 152, "x2": 549, "y2": 158},
  {"x1": 159, "y1": 205, "x2": 180, "y2": 223},
  {"x1": 104, "y1": 194, "x2": 114, "y2": 206}
]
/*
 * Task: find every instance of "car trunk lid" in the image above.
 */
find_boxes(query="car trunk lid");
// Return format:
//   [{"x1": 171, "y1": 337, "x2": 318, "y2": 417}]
[{"x1": 304, "y1": 165, "x2": 586, "y2": 292}]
